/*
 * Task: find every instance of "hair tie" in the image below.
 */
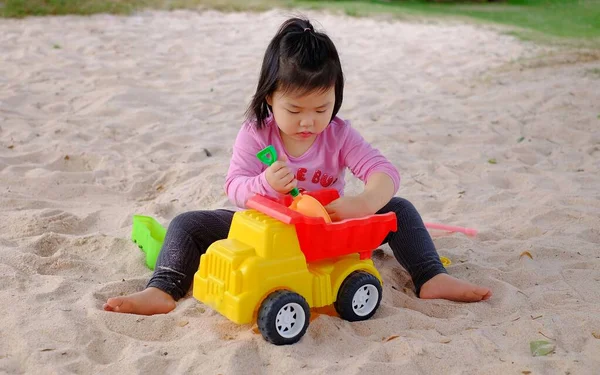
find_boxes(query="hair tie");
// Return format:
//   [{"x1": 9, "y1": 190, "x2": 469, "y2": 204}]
[{"x1": 303, "y1": 27, "x2": 311, "y2": 33}]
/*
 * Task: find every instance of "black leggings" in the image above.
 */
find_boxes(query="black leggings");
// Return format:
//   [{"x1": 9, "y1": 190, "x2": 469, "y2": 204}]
[{"x1": 147, "y1": 197, "x2": 447, "y2": 299}]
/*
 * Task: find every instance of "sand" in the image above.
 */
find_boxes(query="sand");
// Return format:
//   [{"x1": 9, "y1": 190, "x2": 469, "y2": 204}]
[{"x1": 1, "y1": 8, "x2": 599, "y2": 375}]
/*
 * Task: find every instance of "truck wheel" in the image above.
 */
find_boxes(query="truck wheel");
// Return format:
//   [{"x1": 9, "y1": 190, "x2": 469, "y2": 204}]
[
  {"x1": 257, "y1": 290, "x2": 310, "y2": 345},
  {"x1": 335, "y1": 271, "x2": 382, "y2": 322}
]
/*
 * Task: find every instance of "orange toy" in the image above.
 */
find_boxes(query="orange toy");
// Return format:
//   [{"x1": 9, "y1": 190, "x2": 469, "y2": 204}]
[{"x1": 257, "y1": 145, "x2": 332, "y2": 223}]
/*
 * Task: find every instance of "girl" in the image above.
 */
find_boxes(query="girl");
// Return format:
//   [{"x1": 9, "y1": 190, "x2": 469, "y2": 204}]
[{"x1": 104, "y1": 18, "x2": 491, "y2": 315}]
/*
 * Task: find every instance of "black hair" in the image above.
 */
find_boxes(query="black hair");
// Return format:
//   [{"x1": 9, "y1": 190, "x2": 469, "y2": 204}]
[{"x1": 246, "y1": 18, "x2": 344, "y2": 129}]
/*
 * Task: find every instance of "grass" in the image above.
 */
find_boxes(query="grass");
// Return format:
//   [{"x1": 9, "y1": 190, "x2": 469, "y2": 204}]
[
  {"x1": 294, "y1": 1, "x2": 600, "y2": 42},
  {"x1": 1, "y1": 0, "x2": 136, "y2": 16},
  {"x1": 1, "y1": 0, "x2": 599, "y2": 44},
  {"x1": 587, "y1": 67, "x2": 600, "y2": 77},
  {"x1": 414, "y1": 1, "x2": 600, "y2": 41},
  {"x1": 0, "y1": 0, "x2": 294, "y2": 17}
]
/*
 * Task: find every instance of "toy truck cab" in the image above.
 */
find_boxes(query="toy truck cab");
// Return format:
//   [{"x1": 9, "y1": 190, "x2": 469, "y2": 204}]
[{"x1": 193, "y1": 189, "x2": 397, "y2": 345}]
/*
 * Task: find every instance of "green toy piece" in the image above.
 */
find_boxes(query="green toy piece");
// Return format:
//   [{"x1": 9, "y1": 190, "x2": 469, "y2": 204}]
[
  {"x1": 131, "y1": 215, "x2": 166, "y2": 270},
  {"x1": 257, "y1": 145, "x2": 300, "y2": 198}
]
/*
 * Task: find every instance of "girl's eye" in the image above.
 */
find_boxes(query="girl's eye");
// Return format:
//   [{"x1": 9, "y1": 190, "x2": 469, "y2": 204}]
[
  {"x1": 287, "y1": 110, "x2": 300, "y2": 114},
  {"x1": 316, "y1": 110, "x2": 327, "y2": 114}
]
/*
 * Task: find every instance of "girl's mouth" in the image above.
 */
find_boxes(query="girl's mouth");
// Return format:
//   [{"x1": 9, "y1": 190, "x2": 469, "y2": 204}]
[{"x1": 298, "y1": 132, "x2": 313, "y2": 138}]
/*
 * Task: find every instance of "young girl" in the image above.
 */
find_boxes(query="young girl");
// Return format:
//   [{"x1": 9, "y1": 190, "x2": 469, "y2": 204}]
[{"x1": 104, "y1": 18, "x2": 491, "y2": 315}]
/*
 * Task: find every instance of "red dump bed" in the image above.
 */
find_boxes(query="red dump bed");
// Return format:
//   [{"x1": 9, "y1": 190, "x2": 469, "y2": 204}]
[{"x1": 246, "y1": 189, "x2": 397, "y2": 262}]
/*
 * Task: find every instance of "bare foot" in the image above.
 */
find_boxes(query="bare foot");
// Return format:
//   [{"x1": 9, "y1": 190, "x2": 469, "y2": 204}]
[
  {"x1": 419, "y1": 273, "x2": 492, "y2": 302},
  {"x1": 103, "y1": 287, "x2": 176, "y2": 315}
]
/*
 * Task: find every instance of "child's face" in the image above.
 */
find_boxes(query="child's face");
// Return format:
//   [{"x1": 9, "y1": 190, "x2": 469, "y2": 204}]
[{"x1": 267, "y1": 87, "x2": 335, "y2": 145}]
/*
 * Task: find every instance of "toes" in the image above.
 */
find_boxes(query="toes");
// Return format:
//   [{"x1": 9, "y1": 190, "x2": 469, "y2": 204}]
[
  {"x1": 104, "y1": 297, "x2": 126, "y2": 312},
  {"x1": 466, "y1": 287, "x2": 491, "y2": 302},
  {"x1": 474, "y1": 286, "x2": 492, "y2": 299},
  {"x1": 482, "y1": 290, "x2": 493, "y2": 300},
  {"x1": 113, "y1": 300, "x2": 131, "y2": 313}
]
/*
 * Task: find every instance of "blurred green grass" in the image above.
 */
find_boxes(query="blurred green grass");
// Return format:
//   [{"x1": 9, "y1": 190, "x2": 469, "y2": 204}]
[{"x1": 1, "y1": 1, "x2": 599, "y2": 42}]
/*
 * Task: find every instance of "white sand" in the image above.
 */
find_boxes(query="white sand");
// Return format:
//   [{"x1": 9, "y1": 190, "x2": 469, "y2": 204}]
[{"x1": 1, "y1": 9, "x2": 599, "y2": 374}]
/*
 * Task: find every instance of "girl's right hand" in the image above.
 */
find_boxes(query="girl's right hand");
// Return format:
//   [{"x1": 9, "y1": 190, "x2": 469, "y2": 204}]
[{"x1": 265, "y1": 156, "x2": 297, "y2": 194}]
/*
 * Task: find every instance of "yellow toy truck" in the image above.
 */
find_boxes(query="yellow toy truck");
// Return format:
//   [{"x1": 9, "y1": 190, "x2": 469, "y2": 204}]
[{"x1": 193, "y1": 189, "x2": 397, "y2": 345}]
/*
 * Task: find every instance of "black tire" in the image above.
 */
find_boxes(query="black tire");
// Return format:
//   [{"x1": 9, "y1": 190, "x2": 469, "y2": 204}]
[
  {"x1": 257, "y1": 290, "x2": 310, "y2": 345},
  {"x1": 334, "y1": 271, "x2": 382, "y2": 322}
]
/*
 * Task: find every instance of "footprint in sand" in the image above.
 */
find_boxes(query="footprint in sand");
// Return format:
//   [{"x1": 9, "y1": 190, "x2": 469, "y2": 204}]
[
  {"x1": 586, "y1": 145, "x2": 600, "y2": 157},
  {"x1": 509, "y1": 145, "x2": 545, "y2": 167},
  {"x1": 27, "y1": 231, "x2": 68, "y2": 257},
  {"x1": 577, "y1": 228, "x2": 600, "y2": 244},
  {"x1": 35, "y1": 255, "x2": 98, "y2": 277},
  {"x1": 127, "y1": 171, "x2": 177, "y2": 202},
  {"x1": 530, "y1": 209, "x2": 577, "y2": 231},
  {"x1": 19, "y1": 209, "x2": 99, "y2": 237},
  {"x1": 83, "y1": 336, "x2": 129, "y2": 366},
  {"x1": 46, "y1": 152, "x2": 100, "y2": 173},
  {"x1": 488, "y1": 190, "x2": 517, "y2": 203},
  {"x1": 129, "y1": 354, "x2": 176, "y2": 373},
  {"x1": 31, "y1": 279, "x2": 82, "y2": 304},
  {"x1": 0, "y1": 263, "x2": 21, "y2": 291},
  {"x1": 432, "y1": 236, "x2": 470, "y2": 250},
  {"x1": 485, "y1": 171, "x2": 512, "y2": 190}
]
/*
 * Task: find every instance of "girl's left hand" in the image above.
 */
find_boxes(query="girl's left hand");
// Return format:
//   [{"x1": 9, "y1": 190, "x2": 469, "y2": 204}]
[{"x1": 325, "y1": 196, "x2": 374, "y2": 222}]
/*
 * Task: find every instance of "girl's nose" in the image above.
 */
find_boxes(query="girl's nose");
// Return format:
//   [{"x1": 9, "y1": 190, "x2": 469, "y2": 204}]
[{"x1": 300, "y1": 116, "x2": 315, "y2": 128}]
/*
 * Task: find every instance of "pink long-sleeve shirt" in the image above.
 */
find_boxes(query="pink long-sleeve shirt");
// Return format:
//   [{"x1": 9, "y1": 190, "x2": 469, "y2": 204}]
[{"x1": 225, "y1": 116, "x2": 400, "y2": 208}]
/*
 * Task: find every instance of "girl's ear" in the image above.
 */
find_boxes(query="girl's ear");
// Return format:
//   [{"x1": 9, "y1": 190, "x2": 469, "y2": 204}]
[{"x1": 266, "y1": 95, "x2": 273, "y2": 107}]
